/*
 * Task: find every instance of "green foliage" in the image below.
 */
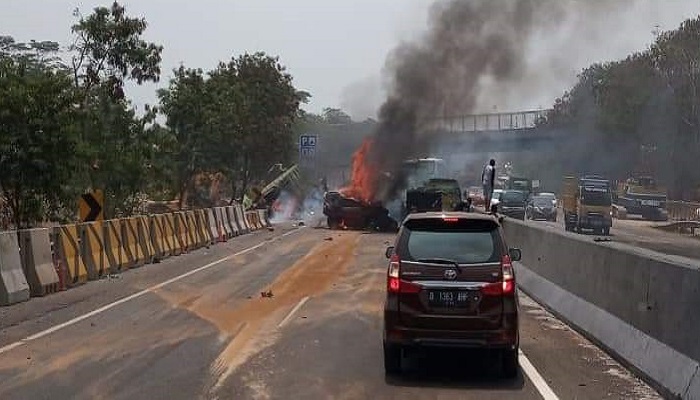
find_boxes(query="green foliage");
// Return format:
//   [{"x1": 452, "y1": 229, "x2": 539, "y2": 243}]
[
  {"x1": 70, "y1": 1, "x2": 163, "y2": 96},
  {"x1": 69, "y1": 2, "x2": 164, "y2": 218},
  {"x1": 0, "y1": 2, "x2": 305, "y2": 227},
  {"x1": 541, "y1": 15, "x2": 700, "y2": 199},
  {"x1": 0, "y1": 37, "x2": 80, "y2": 227},
  {"x1": 158, "y1": 53, "x2": 303, "y2": 205}
]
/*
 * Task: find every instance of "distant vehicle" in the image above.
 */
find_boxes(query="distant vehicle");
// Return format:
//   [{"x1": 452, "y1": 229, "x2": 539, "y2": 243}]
[
  {"x1": 503, "y1": 176, "x2": 533, "y2": 197},
  {"x1": 399, "y1": 158, "x2": 450, "y2": 218},
  {"x1": 405, "y1": 178, "x2": 464, "y2": 214},
  {"x1": 536, "y1": 192, "x2": 558, "y2": 207},
  {"x1": 497, "y1": 190, "x2": 528, "y2": 220},
  {"x1": 526, "y1": 196, "x2": 557, "y2": 222},
  {"x1": 562, "y1": 176, "x2": 613, "y2": 235},
  {"x1": 612, "y1": 175, "x2": 668, "y2": 221},
  {"x1": 467, "y1": 186, "x2": 485, "y2": 207},
  {"x1": 490, "y1": 189, "x2": 505, "y2": 208},
  {"x1": 383, "y1": 212, "x2": 522, "y2": 378}
]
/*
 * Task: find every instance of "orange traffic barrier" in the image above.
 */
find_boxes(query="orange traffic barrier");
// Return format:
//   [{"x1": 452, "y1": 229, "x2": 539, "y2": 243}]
[
  {"x1": 103, "y1": 219, "x2": 124, "y2": 273},
  {"x1": 162, "y1": 213, "x2": 178, "y2": 256},
  {"x1": 174, "y1": 212, "x2": 189, "y2": 253},
  {"x1": 137, "y1": 216, "x2": 155, "y2": 264},
  {"x1": 80, "y1": 221, "x2": 107, "y2": 280},
  {"x1": 186, "y1": 211, "x2": 201, "y2": 249},
  {"x1": 52, "y1": 225, "x2": 88, "y2": 286},
  {"x1": 121, "y1": 217, "x2": 144, "y2": 269}
]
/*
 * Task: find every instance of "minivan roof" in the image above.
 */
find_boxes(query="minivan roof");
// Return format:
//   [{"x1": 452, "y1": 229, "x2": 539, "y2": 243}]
[{"x1": 403, "y1": 211, "x2": 499, "y2": 223}]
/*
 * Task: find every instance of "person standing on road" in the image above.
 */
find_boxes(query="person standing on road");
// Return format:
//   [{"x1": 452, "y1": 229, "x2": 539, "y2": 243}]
[{"x1": 482, "y1": 159, "x2": 496, "y2": 211}]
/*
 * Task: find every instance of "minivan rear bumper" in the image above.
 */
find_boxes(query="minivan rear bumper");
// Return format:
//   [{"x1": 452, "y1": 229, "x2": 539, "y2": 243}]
[{"x1": 383, "y1": 316, "x2": 518, "y2": 350}]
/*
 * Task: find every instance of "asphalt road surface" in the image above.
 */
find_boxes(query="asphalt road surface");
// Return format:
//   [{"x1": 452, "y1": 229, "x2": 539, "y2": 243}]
[
  {"x1": 0, "y1": 222, "x2": 660, "y2": 399},
  {"x1": 530, "y1": 209, "x2": 700, "y2": 261}
]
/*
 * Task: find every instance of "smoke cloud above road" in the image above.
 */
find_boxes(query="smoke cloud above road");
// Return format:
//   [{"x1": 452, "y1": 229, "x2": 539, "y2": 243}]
[{"x1": 344, "y1": 0, "x2": 676, "y2": 202}]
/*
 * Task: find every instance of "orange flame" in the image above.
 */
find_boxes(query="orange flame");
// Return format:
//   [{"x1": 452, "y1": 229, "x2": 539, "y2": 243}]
[{"x1": 340, "y1": 138, "x2": 378, "y2": 204}]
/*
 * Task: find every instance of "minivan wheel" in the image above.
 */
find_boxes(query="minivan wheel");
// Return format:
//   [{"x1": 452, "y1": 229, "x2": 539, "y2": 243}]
[
  {"x1": 501, "y1": 348, "x2": 519, "y2": 379},
  {"x1": 384, "y1": 343, "x2": 402, "y2": 375}
]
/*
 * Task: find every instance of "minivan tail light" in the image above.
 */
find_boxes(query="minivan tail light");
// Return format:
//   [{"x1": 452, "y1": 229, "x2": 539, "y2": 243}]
[
  {"x1": 387, "y1": 254, "x2": 421, "y2": 294},
  {"x1": 388, "y1": 254, "x2": 400, "y2": 293},
  {"x1": 501, "y1": 254, "x2": 515, "y2": 295},
  {"x1": 481, "y1": 254, "x2": 515, "y2": 296}
]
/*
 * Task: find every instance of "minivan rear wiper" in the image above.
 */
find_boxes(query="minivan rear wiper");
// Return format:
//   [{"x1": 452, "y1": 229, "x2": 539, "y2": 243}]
[{"x1": 416, "y1": 258, "x2": 459, "y2": 265}]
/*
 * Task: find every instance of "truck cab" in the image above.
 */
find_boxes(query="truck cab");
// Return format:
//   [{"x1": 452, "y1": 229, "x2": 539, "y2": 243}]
[
  {"x1": 562, "y1": 176, "x2": 613, "y2": 235},
  {"x1": 613, "y1": 175, "x2": 668, "y2": 221}
]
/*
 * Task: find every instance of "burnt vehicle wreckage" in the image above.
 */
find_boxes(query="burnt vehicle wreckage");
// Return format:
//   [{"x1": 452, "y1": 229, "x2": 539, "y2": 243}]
[
  {"x1": 323, "y1": 191, "x2": 399, "y2": 232},
  {"x1": 323, "y1": 179, "x2": 474, "y2": 232}
]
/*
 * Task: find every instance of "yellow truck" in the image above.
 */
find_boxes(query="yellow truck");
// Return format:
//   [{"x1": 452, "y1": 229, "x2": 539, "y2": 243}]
[{"x1": 562, "y1": 175, "x2": 613, "y2": 235}]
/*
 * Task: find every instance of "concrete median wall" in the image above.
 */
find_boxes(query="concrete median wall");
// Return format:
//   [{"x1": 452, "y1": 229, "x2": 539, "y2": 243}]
[
  {"x1": 0, "y1": 231, "x2": 30, "y2": 305},
  {"x1": 503, "y1": 219, "x2": 700, "y2": 399},
  {"x1": 18, "y1": 228, "x2": 60, "y2": 297}
]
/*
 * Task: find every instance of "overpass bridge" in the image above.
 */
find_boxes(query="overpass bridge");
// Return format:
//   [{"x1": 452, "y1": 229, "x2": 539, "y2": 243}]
[{"x1": 426, "y1": 109, "x2": 563, "y2": 153}]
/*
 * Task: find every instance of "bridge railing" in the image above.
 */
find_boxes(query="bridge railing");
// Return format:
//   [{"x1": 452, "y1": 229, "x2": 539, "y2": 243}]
[{"x1": 428, "y1": 109, "x2": 551, "y2": 133}]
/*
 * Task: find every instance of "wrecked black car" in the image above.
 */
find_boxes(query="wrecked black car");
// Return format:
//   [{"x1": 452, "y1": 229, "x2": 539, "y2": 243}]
[{"x1": 323, "y1": 191, "x2": 399, "y2": 232}]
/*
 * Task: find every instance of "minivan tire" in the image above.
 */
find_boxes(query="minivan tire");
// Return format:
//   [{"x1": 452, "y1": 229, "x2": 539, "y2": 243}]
[
  {"x1": 383, "y1": 343, "x2": 402, "y2": 375},
  {"x1": 502, "y1": 348, "x2": 519, "y2": 379}
]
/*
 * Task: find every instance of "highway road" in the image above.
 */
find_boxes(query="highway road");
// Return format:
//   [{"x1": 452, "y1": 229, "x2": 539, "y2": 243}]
[
  {"x1": 0, "y1": 222, "x2": 660, "y2": 399},
  {"x1": 534, "y1": 209, "x2": 700, "y2": 261}
]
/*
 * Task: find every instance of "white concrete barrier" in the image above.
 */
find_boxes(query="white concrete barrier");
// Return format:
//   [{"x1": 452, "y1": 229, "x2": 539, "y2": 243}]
[{"x1": 0, "y1": 231, "x2": 30, "y2": 305}]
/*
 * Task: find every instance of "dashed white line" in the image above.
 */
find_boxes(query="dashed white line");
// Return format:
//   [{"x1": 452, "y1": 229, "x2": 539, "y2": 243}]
[
  {"x1": 277, "y1": 296, "x2": 311, "y2": 328},
  {"x1": 0, "y1": 227, "x2": 304, "y2": 356},
  {"x1": 519, "y1": 349, "x2": 560, "y2": 400}
]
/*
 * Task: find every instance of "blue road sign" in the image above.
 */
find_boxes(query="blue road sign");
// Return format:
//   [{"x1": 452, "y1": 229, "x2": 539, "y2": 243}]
[
  {"x1": 299, "y1": 135, "x2": 318, "y2": 164},
  {"x1": 300, "y1": 135, "x2": 317, "y2": 149}
]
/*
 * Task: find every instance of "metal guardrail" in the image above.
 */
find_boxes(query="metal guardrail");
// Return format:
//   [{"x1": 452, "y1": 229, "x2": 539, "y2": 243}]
[
  {"x1": 429, "y1": 109, "x2": 551, "y2": 133},
  {"x1": 666, "y1": 201, "x2": 700, "y2": 221}
]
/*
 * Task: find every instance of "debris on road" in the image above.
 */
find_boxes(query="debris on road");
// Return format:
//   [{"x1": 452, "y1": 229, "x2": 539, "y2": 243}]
[
  {"x1": 594, "y1": 237, "x2": 612, "y2": 242},
  {"x1": 324, "y1": 237, "x2": 333, "y2": 241},
  {"x1": 261, "y1": 290, "x2": 274, "y2": 298}
]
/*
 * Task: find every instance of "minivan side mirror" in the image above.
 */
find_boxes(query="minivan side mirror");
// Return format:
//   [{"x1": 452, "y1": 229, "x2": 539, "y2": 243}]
[
  {"x1": 385, "y1": 246, "x2": 395, "y2": 259},
  {"x1": 509, "y1": 248, "x2": 522, "y2": 262}
]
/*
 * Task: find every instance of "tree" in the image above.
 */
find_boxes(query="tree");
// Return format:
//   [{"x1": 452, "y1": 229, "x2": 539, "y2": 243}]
[
  {"x1": 206, "y1": 52, "x2": 303, "y2": 201},
  {"x1": 651, "y1": 17, "x2": 700, "y2": 198},
  {"x1": 70, "y1": 1, "x2": 162, "y2": 98},
  {"x1": 0, "y1": 37, "x2": 80, "y2": 227},
  {"x1": 69, "y1": 1, "x2": 164, "y2": 216},
  {"x1": 157, "y1": 66, "x2": 212, "y2": 208},
  {"x1": 322, "y1": 107, "x2": 352, "y2": 125}
]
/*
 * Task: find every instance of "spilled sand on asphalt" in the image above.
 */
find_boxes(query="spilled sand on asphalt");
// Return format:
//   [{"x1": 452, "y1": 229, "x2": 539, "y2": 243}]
[{"x1": 152, "y1": 232, "x2": 361, "y2": 393}]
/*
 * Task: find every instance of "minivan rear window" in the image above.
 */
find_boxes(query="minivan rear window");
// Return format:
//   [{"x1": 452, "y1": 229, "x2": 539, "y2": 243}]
[{"x1": 398, "y1": 219, "x2": 502, "y2": 264}]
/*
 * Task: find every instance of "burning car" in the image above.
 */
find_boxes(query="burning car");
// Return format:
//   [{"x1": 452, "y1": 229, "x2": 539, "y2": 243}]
[{"x1": 323, "y1": 191, "x2": 399, "y2": 232}]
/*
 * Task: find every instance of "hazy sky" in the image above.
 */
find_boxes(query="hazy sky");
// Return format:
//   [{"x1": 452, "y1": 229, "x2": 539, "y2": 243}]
[{"x1": 2, "y1": 1, "x2": 699, "y2": 119}]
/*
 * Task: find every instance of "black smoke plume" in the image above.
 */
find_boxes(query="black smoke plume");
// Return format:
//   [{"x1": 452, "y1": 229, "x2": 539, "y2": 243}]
[{"x1": 363, "y1": 0, "x2": 636, "y2": 201}]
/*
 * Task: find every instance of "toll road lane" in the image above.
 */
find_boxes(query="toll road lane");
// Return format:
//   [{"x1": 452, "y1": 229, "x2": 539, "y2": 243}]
[
  {"x1": 534, "y1": 208, "x2": 700, "y2": 261},
  {"x1": 0, "y1": 227, "x2": 660, "y2": 399}
]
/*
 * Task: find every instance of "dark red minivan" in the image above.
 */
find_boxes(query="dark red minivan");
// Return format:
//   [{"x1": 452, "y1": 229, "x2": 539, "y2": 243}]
[{"x1": 383, "y1": 212, "x2": 522, "y2": 377}]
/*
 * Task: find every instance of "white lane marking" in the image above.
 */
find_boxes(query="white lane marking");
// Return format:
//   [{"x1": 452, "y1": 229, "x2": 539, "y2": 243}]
[
  {"x1": 277, "y1": 296, "x2": 310, "y2": 328},
  {"x1": 519, "y1": 349, "x2": 560, "y2": 400},
  {"x1": 0, "y1": 227, "x2": 304, "y2": 356}
]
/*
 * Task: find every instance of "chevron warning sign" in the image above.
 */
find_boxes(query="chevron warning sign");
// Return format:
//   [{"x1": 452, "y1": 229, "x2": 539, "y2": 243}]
[{"x1": 79, "y1": 190, "x2": 104, "y2": 222}]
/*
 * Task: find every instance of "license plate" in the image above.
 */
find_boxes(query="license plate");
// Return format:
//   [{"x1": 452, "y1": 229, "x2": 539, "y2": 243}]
[
  {"x1": 640, "y1": 199, "x2": 660, "y2": 206},
  {"x1": 428, "y1": 290, "x2": 475, "y2": 308}
]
